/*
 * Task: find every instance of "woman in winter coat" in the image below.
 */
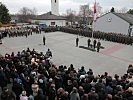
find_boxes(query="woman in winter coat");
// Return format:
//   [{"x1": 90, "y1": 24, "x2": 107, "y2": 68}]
[{"x1": 70, "y1": 87, "x2": 80, "y2": 100}]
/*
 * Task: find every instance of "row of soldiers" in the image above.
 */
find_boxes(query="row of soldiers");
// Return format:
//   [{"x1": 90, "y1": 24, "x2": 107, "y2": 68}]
[
  {"x1": 0, "y1": 26, "x2": 58, "y2": 38},
  {"x1": 0, "y1": 27, "x2": 33, "y2": 38},
  {"x1": 1, "y1": 26, "x2": 133, "y2": 45},
  {"x1": 8, "y1": 27, "x2": 33, "y2": 37},
  {"x1": 42, "y1": 26, "x2": 59, "y2": 33},
  {"x1": 60, "y1": 27, "x2": 133, "y2": 45},
  {"x1": 0, "y1": 26, "x2": 44, "y2": 38}
]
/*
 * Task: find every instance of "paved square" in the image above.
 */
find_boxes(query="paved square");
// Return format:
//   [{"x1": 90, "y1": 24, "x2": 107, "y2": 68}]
[{"x1": 0, "y1": 31, "x2": 133, "y2": 76}]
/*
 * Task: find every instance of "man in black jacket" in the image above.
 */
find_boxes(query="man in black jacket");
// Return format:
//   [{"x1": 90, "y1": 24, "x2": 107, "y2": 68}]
[
  {"x1": 93, "y1": 39, "x2": 97, "y2": 49},
  {"x1": 97, "y1": 40, "x2": 101, "y2": 52},
  {"x1": 43, "y1": 35, "x2": 46, "y2": 45},
  {"x1": 87, "y1": 38, "x2": 91, "y2": 48},
  {"x1": 1, "y1": 87, "x2": 15, "y2": 100},
  {"x1": 76, "y1": 36, "x2": 79, "y2": 47}
]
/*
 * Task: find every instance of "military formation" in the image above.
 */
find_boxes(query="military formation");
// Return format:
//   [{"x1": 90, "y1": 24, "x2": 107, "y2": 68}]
[
  {"x1": 42, "y1": 26, "x2": 58, "y2": 33},
  {"x1": 7, "y1": 27, "x2": 33, "y2": 38},
  {"x1": 60, "y1": 27, "x2": 133, "y2": 45},
  {"x1": 0, "y1": 26, "x2": 133, "y2": 46}
]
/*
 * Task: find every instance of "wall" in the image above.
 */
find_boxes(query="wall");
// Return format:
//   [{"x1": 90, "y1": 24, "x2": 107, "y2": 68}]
[
  {"x1": 33, "y1": 19, "x2": 66, "y2": 26},
  {"x1": 93, "y1": 13, "x2": 129, "y2": 35}
]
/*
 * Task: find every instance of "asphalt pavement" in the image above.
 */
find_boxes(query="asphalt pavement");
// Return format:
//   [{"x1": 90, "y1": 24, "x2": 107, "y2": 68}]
[{"x1": 0, "y1": 31, "x2": 133, "y2": 76}]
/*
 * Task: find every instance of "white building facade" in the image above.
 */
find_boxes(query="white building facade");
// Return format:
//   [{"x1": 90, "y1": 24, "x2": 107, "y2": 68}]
[
  {"x1": 33, "y1": 19, "x2": 66, "y2": 26},
  {"x1": 93, "y1": 12, "x2": 133, "y2": 36},
  {"x1": 32, "y1": 0, "x2": 66, "y2": 26},
  {"x1": 32, "y1": 12, "x2": 66, "y2": 26},
  {"x1": 51, "y1": 0, "x2": 59, "y2": 16}
]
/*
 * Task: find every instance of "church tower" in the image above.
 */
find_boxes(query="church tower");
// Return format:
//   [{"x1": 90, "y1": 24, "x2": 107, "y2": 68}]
[{"x1": 51, "y1": 0, "x2": 59, "y2": 16}]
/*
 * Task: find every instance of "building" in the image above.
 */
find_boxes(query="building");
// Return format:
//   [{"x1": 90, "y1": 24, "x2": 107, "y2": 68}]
[
  {"x1": 93, "y1": 12, "x2": 133, "y2": 36},
  {"x1": 32, "y1": 12, "x2": 66, "y2": 26},
  {"x1": 32, "y1": 0, "x2": 66, "y2": 26},
  {"x1": 51, "y1": 0, "x2": 59, "y2": 16}
]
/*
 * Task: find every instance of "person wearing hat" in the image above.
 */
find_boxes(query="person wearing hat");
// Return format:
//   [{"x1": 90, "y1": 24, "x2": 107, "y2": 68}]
[{"x1": 1, "y1": 87, "x2": 15, "y2": 100}]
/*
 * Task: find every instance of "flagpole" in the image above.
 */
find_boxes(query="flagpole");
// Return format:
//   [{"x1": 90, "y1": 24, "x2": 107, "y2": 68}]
[
  {"x1": 92, "y1": 22, "x2": 94, "y2": 42},
  {"x1": 92, "y1": 0, "x2": 96, "y2": 43}
]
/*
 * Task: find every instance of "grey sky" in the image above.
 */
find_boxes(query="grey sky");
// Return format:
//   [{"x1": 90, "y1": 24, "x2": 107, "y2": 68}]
[{"x1": 1, "y1": 0, "x2": 133, "y2": 15}]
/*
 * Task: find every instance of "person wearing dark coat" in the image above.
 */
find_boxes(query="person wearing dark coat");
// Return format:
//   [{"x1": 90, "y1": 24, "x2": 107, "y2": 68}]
[
  {"x1": 60, "y1": 91, "x2": 69, "y2": 100},
  {"x1": 76, "y1": 36, "x2": 79, "y2": 47},
  {"x1": 97, "y1": 40, "x2": 101, "y2": 52},
  {"x1": 0, "y1": 39, "x2": 2, "y2": 44},
  {"x1": 12, "y1": 79, "x2": 24, "y2": 100},
  {"x1": 93, "y1": 39, "x2": 97, "y2": 49},
  {"x1": 1, "y1": 87, "x2": 15, "y2": 100},
  {"x1": 43, "y1": 35, "x2": 46, "y2": 45},
  {"x1": 0, "y1": 32, "x2": 2, "y2": 44},
  {"x1": 34, "y1": 89, "x2": 46, "y2": 100},
  {"x1": 87, "y1": 38, "x2": 91, "y2": 48},
  {"x1": 55, "y1": 72, "x2": 63, "y2": 90},
  {"x1": 95, "y1": 79, "x2": 105, "y2": 93},
  {"x1": 0, "y1": 67, "x2": 8, "y2": 91},
  {"x1": 46, "y1": 48, "x2": 52, "y2": 57},
  {"x1": 78, "y1": 86, "x2": 84, "y2": 99},
  {"x1": 48, "y1": 84, "x2": 56, "y2": 100},
  {"x1": 88, "y1": 87, "x2": 99, "y2": 100},
  {"x1": 65, "y1": 80, "x2": 73, "y2": 94}
]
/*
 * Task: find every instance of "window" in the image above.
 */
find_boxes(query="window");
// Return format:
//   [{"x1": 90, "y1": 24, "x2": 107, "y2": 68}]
[
  {"x1": 51, "y1": 22, "x2": 55, "y2": 25},
  {"x1": 107, "y1": 18, "x2": 112, "y2": 22}
]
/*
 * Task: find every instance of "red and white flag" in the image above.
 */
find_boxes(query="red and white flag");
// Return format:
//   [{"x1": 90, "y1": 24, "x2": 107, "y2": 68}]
[{"x1": 93, "y1": 1, "x2": 97, "y2": 22}]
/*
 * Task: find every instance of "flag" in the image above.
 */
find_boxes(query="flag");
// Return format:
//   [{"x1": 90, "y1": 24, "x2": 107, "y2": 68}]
[{"x1": 93, "y1": 1, "x2": 97, "y2": 22}]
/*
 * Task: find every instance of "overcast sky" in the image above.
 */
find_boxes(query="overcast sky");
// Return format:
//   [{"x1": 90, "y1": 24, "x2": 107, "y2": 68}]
[{"x1": 1, "y1": 0, "x2": 133, "y2": 15}]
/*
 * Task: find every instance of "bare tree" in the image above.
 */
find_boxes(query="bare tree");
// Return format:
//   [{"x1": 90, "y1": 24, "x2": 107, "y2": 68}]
[
  {"x1": 79, "y1": 4, "x2": 93, "y2": 25},
  {"x1": 65, "y1": 9, "x2": 77, "y2": 25},
  {"x1": 17, "y1": 7, "x2": 37, "y2": 23},
  {"x1": 116, "y1": 7, "x2": 128, "y2": 13},
  {"x1": 79, "y1": 2, "x2": 103, "y2": 25},
  {"x1": 95, "y1": 3, "x2": 103, "y2": 16},
  {"x1": 103, "y1": 9, "x2": 110, "y2": 14},
  {"x1": 31, "y1": 8, "x2": 38, "y2": 15}
]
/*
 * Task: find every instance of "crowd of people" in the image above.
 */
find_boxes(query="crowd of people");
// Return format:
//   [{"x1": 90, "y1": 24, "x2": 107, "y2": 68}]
[
  {"x1": 0, "y1": 48, "x2": 133, "y2": 100},
  {"x1": 0, "y1": 26, "x2": 133, "y2": 100}
]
